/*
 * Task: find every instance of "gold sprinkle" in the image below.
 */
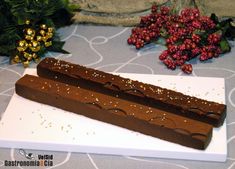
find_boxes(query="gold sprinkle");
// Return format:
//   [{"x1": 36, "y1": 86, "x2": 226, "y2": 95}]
[
  {"x1": 95, "y1": 98, "x2": 99, "y2": 102},
  {"x1": 184, "y1": 120, "x2": 187, "y2": 123},
  {"x1": 41, "y1": 86, "x2": 45, "y2": 89},
  {"x1": 127, "y1": 80, "x2": 132, "y2": 84}
]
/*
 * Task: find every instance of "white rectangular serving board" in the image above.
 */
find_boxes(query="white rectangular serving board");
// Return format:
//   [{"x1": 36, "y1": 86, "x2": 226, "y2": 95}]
[{"x1": 0, "y1": 69, "x2": 227, "y2": 162}]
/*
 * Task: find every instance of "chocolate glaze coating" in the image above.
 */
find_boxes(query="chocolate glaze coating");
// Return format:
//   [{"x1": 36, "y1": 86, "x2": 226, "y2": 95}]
[
  {"x1": 16, "y1": 75, "x2": 213, "y2": 150},
  {"x1": 37, "y1": 58, "x2": 226, "y2": 127}
]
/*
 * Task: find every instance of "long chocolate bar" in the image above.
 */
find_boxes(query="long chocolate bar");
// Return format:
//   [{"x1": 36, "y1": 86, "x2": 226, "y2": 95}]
[
  {"x1": 16, "y1": 74, "x2": 212, "y2": 150},
  {"x1": 37, "y1": 58, "x2": 226, "y2": 127}
]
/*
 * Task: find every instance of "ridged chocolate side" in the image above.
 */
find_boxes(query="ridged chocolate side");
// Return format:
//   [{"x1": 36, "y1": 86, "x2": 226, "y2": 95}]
[
  {"x1": 37, "y1": 58, "x2": 226, "y2": 127},
  {"x1": 15, "y1": 74, "x2": 213, "y2": 150}
]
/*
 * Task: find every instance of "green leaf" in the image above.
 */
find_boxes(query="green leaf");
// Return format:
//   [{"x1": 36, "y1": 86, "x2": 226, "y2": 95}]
[
  {"x1": 225, "y1": 21, "x2": 235, "y2": 40},
  {"x1": 210, "y1": 13, "x2": 219, "y2": 24},
  {"x1": 219, "y1": 39, "x2": 231, "y2": 53},
  {"x1": 47, "y1": 41, "x2": 69, "y2": 54}
]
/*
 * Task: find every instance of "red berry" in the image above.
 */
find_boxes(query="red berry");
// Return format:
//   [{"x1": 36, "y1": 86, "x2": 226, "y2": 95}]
[
  {"x1": 127, "y1": 38, "x2": 132, "y2": 44},
  {"x1": 159, "y1": 50, "x2": 169, "y2": 60},
  {"x1": 135, "y1": 43, "x2": 141, "y2": 49},
  {"x1": 145, "y1": 36, "x2": 151, "y2": 42},
  {"x1": 151, "y1": 4, "x2": 158, "y2": 13},
  {"x1": 181, "y1": 64, "x2": 193, "y2": 74}
]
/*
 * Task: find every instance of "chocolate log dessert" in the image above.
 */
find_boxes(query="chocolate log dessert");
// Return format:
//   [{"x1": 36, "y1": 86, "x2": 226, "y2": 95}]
[
  {"x1": 37, "y1": 58, "x2": 226, "y2": 127},
  {"x1": 15, "y1": 74, "x2": 213, "y2": 150}
]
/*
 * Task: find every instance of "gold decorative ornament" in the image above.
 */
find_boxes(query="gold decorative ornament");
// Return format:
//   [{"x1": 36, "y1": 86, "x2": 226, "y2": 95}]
[
  {"x1": 13, "y1": 55, "x2": 20, "y2": 63},
  {"x1": 40, "y1": 24, "x2": 47, "y2": 30},
  {"x1": 48, "y1": 27, "x2": 54, "y2": 33},
  {"x1": 25, "y1": 19, "x2": 31, "y2": 25},
  {"x1": 40, "y1": 30, "x2": 46, "y2": 36},
  {"x1": 23, "y1": 60, "x2": 29, "y2": 68},
  {"x1": 44, "y1": 41, "x2": 52, "y2": 47},
  {"x1": 13, "y1": 20, "x2": 55, "y2": 67},
  {"x1": 37, "y1": 36, "x2": 42, "y2": 41}
]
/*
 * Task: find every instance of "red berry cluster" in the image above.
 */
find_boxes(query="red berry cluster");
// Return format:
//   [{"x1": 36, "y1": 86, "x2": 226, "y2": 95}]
[{"x1": 127, "y1": 5, "x2": 222, "y2": 74}]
